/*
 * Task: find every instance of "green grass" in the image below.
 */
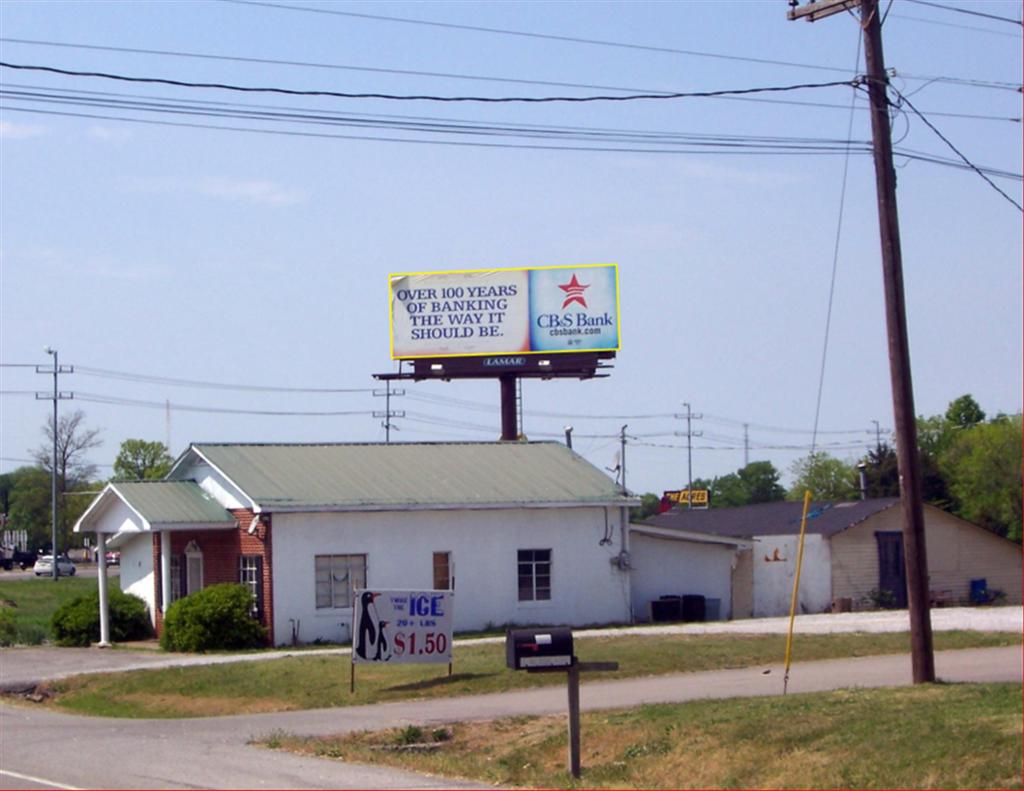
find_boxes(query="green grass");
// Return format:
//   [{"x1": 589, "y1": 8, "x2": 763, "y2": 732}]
[
  {"x1": 0, "y1": 575, "x2": 101, "y2": 644},
  {"x1": 272, "y1": 682, "x2": 1024, "y2": 789},
  {"x1": 46, "y1": 629, "x2": 1020, "y2": 718}
]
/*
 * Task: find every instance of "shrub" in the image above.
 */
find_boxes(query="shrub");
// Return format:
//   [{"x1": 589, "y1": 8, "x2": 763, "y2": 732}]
[
  {"x1": 160, "y1": 583, "x2": 266, "y2": 652},
  {"x1": 862, "y1": 587, "x2": 897, "y2": 610},
  {"x1": 51, "y1": 587, "x2": 152, "y2": 647}
]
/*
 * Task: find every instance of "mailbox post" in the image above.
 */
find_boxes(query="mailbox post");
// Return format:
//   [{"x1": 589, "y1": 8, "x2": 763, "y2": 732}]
[{"x1": 506, "y1": 628, "x2": 618, "y2": 779}]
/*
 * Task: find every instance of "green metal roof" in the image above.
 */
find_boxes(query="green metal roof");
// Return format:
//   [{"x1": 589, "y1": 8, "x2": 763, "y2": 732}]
[
  {"x1": 183, "y1": 442, "x2": 633, "y2": 511},
  {"x1": 113, "y1": 481, "x2": 237, "y2": 525}
]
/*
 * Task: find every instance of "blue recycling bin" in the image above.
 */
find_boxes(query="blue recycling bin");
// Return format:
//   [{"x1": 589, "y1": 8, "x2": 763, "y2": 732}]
[{"x1": 970, "y1": 578, "x2": 988, "y2": 604}]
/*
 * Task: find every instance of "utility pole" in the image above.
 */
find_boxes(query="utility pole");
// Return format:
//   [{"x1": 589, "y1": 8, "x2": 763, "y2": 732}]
[
  {"x1": 871, "y1": 419, "x2": 882, "y2": 453},
  {"x1": 372, "y1": 382, "x2": 405, "y2": 443},
  {"x1": 788, "y1": 0, "x2": 935, "y2": 683},
  {"x1": 674, "y1": 402, "x2": 703, "y2": 508},
  {"x1": 36, "y1": 347, "x2": 73, "y2": 580},
  {"x1": 619, "y1": 425, "x2": 628, "y2": 492},
  {"x1": 564, "y1": 425, "x2": 573, "y2": 450},
  {"x1": 743, "y1": 423, "x2": 750, "y2": 467}
]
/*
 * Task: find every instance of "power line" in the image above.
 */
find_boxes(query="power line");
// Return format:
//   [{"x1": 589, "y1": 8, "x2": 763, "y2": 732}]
[
  {"x1": 223, "y1": 0, "x2": 1021, "y2": 90},
  {"x1": 6, "y1": 92, "x2": 1018, "y2": 178},
  {"x1": 811, "y1": 36, "x2": 862, "y2": 457},
  {"x1": 222, "y1": 0, "x2": 866, "y2": 75},
  {"x1": 904, "y1": 0, "x2": 1023, "y2": 26},
  {"x1": 891, "y1": 85, "x2": 1024, "y2": 211},
  {"x1": 75, "y1": 392, "x2": 373, "y2": 416},
  {"x1": 73, "y1": 364, "x2": 371, "y2": 393},
  {"x1": 0, "y1": 61, "x2": 860, "y2": 104},
  {"x1": 0, "y1": 86, "x2": 877, "y2": 149},
  {"x1": 890, "y1": 12, "x2": 1023, "y2": 37}
]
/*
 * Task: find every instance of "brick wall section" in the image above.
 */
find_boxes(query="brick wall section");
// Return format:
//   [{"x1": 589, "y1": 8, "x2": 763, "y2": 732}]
[{"x1": 151, "y1": 511, "x2": 274, "y2": 644}]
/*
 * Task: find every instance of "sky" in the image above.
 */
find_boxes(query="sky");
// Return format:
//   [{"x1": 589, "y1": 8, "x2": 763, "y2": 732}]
[{"x1": 1, "y1": 0, "x2": 1021, "y2": 497}]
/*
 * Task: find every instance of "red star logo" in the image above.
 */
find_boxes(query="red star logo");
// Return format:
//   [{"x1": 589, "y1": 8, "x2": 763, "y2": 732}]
[{"x1": 558, "y1": 273, "x2": 589, "y2": 309}]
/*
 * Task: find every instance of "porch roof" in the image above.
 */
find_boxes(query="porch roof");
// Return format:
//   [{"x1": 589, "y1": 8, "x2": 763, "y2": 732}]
[{"x1": 74, "y1": 481, "x2": 237, "y2": 534}]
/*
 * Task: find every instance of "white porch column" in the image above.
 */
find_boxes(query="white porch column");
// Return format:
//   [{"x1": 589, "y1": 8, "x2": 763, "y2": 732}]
[
  {"x1": 96, "y1": 532, "x2": 111, "y2": 647},
  {"x1": 160, "y1": 531, "x2": 172, "y2": 613}
]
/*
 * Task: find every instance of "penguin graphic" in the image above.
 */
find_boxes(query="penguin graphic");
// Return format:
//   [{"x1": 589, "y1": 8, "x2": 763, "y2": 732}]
[
  {"x1": 374, "y1": 620, "x2": 391, "y2": 661},
  {"x1": 355, "y1": 591, "x2": 380, "y2": 660}
]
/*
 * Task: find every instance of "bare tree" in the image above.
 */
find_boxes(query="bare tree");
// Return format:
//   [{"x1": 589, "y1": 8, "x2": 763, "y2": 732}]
[{"x1": 32, "y1": 409, "x2": 103, "y2": 490}]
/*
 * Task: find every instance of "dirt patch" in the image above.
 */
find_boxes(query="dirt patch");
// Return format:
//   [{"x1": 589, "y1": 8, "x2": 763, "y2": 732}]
[{"x1": 117, "y1": 692, "x2": 298, "y2": 717}]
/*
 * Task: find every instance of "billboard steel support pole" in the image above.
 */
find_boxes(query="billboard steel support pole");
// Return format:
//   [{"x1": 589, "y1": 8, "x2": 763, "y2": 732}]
[{"x1": 500, "y1": 375, "x2": 517, "y2": 440}]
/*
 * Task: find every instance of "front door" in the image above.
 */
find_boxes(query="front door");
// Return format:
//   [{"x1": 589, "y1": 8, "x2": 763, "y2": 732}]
[{"x1": 875, "y1": 531, "x2": 907, "y2": 608}]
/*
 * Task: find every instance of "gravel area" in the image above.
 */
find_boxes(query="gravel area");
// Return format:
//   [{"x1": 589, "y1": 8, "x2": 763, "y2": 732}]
[{"x1": 1, "y1": 605, "x2": 1019, "y2": 691}]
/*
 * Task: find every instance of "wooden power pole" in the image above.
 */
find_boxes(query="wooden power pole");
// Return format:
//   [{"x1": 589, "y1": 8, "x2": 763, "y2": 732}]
[{"x1": 788, "y1": 0, "x2": 935, "y2": 683}]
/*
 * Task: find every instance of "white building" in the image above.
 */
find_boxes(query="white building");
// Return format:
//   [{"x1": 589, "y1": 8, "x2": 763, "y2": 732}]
[{"x1": 75, "y1": 442, "x2": 637, "y2": 645}]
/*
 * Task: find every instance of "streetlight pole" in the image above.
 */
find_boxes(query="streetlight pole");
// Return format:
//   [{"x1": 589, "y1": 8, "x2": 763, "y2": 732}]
[
  {"x1": 37, "y1": 346, "x2": 74, "y2": 581},
  {"x1": 46, "y1": 347, "x2": 58, "y2": 581}
]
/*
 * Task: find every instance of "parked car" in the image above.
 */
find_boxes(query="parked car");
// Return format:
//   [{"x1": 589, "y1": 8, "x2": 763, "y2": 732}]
[
  {"x1": 91, "y1": 548, "x2": 121, "y2": 566},
  {"x1": 33, "y1": 554, "x2": 77, "y2": 577},
  {"x1": 0, "y1": 547, "x2": 36, "y2": 571}
]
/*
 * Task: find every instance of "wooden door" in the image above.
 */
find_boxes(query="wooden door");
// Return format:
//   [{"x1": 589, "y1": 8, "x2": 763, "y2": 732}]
[{"x1": 875, "y1": 531, "x2": 907, "y2": 608}]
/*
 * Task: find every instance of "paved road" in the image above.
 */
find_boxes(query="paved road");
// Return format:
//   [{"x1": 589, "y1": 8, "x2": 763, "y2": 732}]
[{"x1": 0, "y1": 645, "x2": 1020, "y2": 790}]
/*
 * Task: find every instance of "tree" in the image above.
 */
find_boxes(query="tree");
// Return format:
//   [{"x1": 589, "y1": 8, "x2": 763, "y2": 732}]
[
  {"x1": 737, "y1": 461, "x2": 786, "y2": 504},
  {"x1": 945, "y1": 394, "x2": 986, "y2": 429},
  {"x1": 941, "y1": 414, "x2": 1022, "y2": 542},
  {"x1": 113, "y1": 439, "x2": 173, "y2": 481},
  {"x1": 32, "y1": 410, "x2": 102, "y2": 491},
  {"x1": 629, "y1": 492, "x2": 663, "y2": 522},
  {"x1": 860, "y1": 442, "x2": 899, "y2": 498},
  {"x1": 704, "y1": 461, "x2": 785, "y2": 508},
  {"x1": 787, "y1": 452, "x2": 858, "y2": 501},
  {"x1": 0, "y1": 466, "x2": 52, "y2": 552},
  {"x1": 30, "y1": 410, "x2": 103, "y2": 550}
]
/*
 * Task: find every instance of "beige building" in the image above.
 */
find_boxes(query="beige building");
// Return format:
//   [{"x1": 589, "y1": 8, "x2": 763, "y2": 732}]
[{"x1": 643, "y1": 498, "x2": 1021, "y2": 617}]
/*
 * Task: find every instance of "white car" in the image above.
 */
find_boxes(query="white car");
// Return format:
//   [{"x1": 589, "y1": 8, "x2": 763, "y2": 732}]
[{"x1": 33, "y1": 555, "x2": 77, "y2": 577}]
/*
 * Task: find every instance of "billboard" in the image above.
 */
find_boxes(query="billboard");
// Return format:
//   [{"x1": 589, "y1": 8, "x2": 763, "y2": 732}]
[
  {"x1": 390, "y1": 264, "x2": 619, "y2": 360},
  {"x1": 662, "y1": 489, "x2": 710, "y2": 508},
  {"x1": 352, "y1": 589, "x2": 453, "y2": 664}
]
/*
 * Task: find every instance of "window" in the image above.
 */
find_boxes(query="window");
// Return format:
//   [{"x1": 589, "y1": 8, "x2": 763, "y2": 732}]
[
  {"x1": 315, "y1": 554, "x2": 366, "y2": 609},
  {"x1": 433, "y1": 551, "x2": 452, "y2": 590},
  {"x1": 184, "y1": 541, "x2": 204, "y2": 596},
  {"x1": 169, "y1": 555, "x2": 183, "y2": 603},
  {"x1": 517, "y1": 549, "x2": 551, "y2": 601},
  {"x1": 239, "y1": 556, "x2": 263, "y2": 618}
]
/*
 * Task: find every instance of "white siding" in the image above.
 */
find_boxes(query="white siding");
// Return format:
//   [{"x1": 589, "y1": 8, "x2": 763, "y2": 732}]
[
  {"x1": 752, "y1": 533, "x2": 832, "y2": 617},
  {"x1": 271, "y1": 506, "x2": 630, "y2": 645},
  {"x1": 831, "y1": 505, "x2": 1022, "y2": 606},
  {"x1": 175, "y1": 461, "x2": 249, "y2": 510},
  {"x1": 629, "y1": 533, "x2": 734, "y2": 621},
  {"x1": 119, "y1": 534, "x2": 156, "y2": 625}
]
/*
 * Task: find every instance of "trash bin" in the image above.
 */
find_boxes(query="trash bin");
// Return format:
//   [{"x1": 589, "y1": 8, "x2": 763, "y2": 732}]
[
  {"x1": 705, "y1": 598, "x2": 721, "y2": 622},
  {"x1": 681, "y1": 594, "x2": 706, "y2": 622},
  {"x1": 970, "y1": 578, "x2": 988, "y2": 604},
  {"x1": 651, "y1": 595, "x2": 682, "y2": 622}
]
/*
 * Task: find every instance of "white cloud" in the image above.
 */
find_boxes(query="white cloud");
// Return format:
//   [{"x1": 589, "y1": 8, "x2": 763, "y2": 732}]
[
  {"x1": 0, "y1": 121, "x2": 48, "y2": 139},
  {"x1": 88, "y1": 125, "x2": 133, "y2": 143},
  {"x1": 196, "y1": 178, "x2": 306, "y2": 206},
  {"x1": 122, "y1": 176, "x2": 307, "y2": 206}
]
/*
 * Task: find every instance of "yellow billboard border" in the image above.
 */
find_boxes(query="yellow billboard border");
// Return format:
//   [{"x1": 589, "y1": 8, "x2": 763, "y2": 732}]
[{"x1": 388, "y1": 263, "x2": 621, "y2": 360}]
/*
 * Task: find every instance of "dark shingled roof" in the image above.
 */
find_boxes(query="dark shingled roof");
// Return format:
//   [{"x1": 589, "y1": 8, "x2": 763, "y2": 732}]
[{"x1": 641, "y1": 498, "x2": 900, "y2": 538}]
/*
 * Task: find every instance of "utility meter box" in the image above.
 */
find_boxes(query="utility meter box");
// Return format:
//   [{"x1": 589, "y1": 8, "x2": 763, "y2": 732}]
[{"x1": 506, "y1": 627, "x2": 574, "y2": 670}]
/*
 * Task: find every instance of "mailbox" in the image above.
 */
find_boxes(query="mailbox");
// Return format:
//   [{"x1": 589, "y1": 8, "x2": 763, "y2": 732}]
[{"x1": 506, "y1": 627, "x2": 574, "y2": 670}]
